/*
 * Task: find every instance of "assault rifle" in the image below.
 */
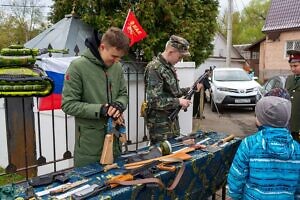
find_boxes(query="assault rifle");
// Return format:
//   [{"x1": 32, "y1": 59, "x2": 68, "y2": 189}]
[
  {"x1": 100, "y1": 117, "x2": 126, "y2": 165},
  {"x1": 71, "y1": 160, "x2": 163, "y2": 200},
  {"x1": 168, "y1": 67, "x2": 214, "y2": 121}
]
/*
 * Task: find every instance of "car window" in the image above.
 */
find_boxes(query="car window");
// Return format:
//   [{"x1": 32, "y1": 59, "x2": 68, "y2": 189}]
[
  {"x1": 273, "y1": 80, "x2": 282, "y2": 88},
  {"x1": 214, "y1": 70, "x2": 251, "y2": 81},
  {"x1": 264, "y1": 79, "x2": 275, "y2": 91}
]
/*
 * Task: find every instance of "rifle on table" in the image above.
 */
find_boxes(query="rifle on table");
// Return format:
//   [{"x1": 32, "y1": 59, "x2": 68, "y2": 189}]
[
  {"x1": 28, "y1": 169, "x2": 71, "y2": 187},
  {"x1": 203, "y1": 134, "x2": 235, "y2": 153},
  {"x1": 124, "y1": 143, "x2": 206, "y2": 169},
  {"x1": 49, "y1": 179, "x2": 89, "y2": 195},
  {"x1": 123, "y1": 134, "x2": 234, "y2": 169},
  {"x1": 168, "y1": 67, "x2": 214, "y2": 121},
  {"x1": 174, "y1": 131, "x2": 206, "y2": 142},
  {"x1": 71, "y1": 160, "x2": 164, "y2": 200},
  {"x1": 211, "y1": 134, "x2": 235, "y2": 147}
]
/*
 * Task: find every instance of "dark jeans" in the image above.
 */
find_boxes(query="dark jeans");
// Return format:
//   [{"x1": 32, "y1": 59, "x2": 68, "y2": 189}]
[
  {"x1": 193, "y1": 92, "x2": 200, "y2": 117},
  {"x1": 291, "y1": 131, "x2": 300, "y2": 143}
]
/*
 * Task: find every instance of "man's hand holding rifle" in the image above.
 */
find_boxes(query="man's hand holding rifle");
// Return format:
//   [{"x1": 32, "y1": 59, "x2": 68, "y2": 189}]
[
  {"x1": 169, "y1": 68, "x2": 214, "y2": 121},
  {"x1": 100, "y1": 102, "x2": 127, "y2": 165},
  {"x1": 178, "y1": 82, "x2": 203, "y2": 110}
]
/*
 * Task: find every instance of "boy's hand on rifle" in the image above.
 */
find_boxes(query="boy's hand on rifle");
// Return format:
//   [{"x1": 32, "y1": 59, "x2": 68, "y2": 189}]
[
  {"x1": 179, "y1": 98, "x2": 191, "y2": 110},
  {"x1": 100, "y1": 102, "x2": 125, "y2": 119},
  {"x1": 196, "y1": 83, "x2": 203, "y2": 92},
  {"x1": 114, "y1": 114, "x2": 125, "y2": 125}
]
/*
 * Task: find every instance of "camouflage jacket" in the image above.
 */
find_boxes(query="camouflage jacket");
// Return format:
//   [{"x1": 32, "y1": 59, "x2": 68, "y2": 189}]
[{"x1": 145, "y1": 53, "x2": 189, "y2": 112}]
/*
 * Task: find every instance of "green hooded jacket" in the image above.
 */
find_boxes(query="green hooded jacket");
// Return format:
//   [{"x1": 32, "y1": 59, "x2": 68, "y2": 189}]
[{"x1": 62, "y1": 35, "x2": 128, "y2": 167}]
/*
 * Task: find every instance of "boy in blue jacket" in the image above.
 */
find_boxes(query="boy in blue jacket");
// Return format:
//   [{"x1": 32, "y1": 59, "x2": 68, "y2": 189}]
[{"x1": 227, "y1": 94, "x2": 300, "y2": 200}]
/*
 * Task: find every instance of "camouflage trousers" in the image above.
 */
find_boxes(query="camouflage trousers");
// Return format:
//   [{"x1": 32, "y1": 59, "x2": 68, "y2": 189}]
[{"x1": 146, "y1": 110, "x2": 180, "y2": 144}]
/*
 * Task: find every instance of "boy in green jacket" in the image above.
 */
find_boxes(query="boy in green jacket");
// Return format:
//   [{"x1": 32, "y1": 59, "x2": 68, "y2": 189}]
[{"x1": 62, "y1": 27, "x2": 130, "y2": 167}]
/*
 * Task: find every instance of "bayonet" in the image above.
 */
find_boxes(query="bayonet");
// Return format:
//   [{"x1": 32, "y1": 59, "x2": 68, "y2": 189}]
[{"x1": 49, "y1": 179, "x2": 89, "y2": 195}]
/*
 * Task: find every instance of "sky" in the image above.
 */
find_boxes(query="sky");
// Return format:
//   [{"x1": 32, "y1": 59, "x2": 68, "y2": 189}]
[
  {"x1": 219, "y1": 0, "x2": 251, "y2": 15},
  {"x1": 1, "y1": 0, "x2": 252, "y2": 20}
]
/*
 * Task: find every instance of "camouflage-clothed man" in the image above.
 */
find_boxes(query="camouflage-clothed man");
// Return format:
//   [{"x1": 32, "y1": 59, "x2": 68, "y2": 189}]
[{"x1": 144, "y1": 35, "x2": 202, "y2": 144}]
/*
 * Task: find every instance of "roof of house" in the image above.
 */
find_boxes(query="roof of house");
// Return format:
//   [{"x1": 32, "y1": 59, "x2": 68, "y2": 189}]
[
  {"x1": 25, "y1": 13, "x2": 94, "y2": 57},
  {"x1": 213, "y1": 32, "x2": 245, "y2": 59},
  {"x1": 244, "y1": 37, "x2": 266, "y2": 51},
  {"x1": 262, "y1": 0, "x2": 300, "y2": 32},
  {"x1": 233, "y1": 44, "x2": 252, "y2": 53}
]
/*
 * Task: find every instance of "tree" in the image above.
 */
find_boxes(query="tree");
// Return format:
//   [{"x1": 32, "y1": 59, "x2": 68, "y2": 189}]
[
  {"x1": 218, "y1": 0, "x2": 270, "y2": 44},
  {"x1": 49, "y1": 0, "x2": 219, "y2": 65},
  {"x1": 0, "y1": 0, "x2": 47, "y2": 49}
]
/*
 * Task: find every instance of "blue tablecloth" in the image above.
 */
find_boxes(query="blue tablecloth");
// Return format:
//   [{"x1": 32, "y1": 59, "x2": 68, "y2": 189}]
[{"x1": 1, "y1": 131, "x2": 241, "y2": 200}]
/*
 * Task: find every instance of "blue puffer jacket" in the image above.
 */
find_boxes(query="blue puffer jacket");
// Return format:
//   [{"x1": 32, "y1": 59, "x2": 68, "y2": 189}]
[{"x1": 227, "y1": 126, "x2": 300, "y2": 200}]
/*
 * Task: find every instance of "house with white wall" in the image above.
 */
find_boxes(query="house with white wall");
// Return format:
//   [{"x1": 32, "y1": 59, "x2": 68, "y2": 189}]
[{"x1": 195, "y1": 32, "x2": 247, "y2": 79}]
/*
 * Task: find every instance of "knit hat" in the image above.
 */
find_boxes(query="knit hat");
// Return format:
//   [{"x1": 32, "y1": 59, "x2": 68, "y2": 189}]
[
  {"x1": 255, "y1": 96, "x2": 291, "y2": 127},
  {"x1": 264, "y1": 87, "x2": 291, "y2": 100}
]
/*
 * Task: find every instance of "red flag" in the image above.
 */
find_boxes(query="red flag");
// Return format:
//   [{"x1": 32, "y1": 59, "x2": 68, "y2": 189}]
[{"x1": 122, "y1": 10, "x2": 147, "y2": 46}]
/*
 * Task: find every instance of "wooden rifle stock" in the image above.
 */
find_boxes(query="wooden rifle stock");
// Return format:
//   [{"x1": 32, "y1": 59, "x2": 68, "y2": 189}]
[
  {"x1": 100, "y1": 133, "x2": 114, "y2": 165},
  {"x1": 100, "y1": 117, "x2": 127, "y2": 165},
  {"x1": 100, "y1": 118, "x2": 115, "y2": 165}
]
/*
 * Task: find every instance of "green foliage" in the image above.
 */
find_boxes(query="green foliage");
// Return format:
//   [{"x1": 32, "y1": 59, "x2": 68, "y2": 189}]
[
  {"x1": 218, "y1": 0, "x2": 270, "y2": 44},
  {"x1": 49, "y1": 0, "x2": 219, "y2": 65},
  {"x1": 0, "y1": 167, "x2": 24, "y2": 186}
]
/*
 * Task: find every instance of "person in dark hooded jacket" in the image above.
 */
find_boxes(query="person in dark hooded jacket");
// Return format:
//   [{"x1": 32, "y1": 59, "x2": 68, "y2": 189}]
[
  {"x1": 62, "y1": 27, "x2": 130, "y2": 167},
  {"x1": 227, "y1": 92, "x2": 300, "y2": 200}
]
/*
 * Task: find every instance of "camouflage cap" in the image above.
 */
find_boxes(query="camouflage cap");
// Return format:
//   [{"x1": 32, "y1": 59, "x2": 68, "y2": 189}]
[
  {"x1": 168, "y1": 35, "x2": 190, "y2": 56},
  {"x1": 287, "y1": 50, "x2": 300, "y2": 63}
]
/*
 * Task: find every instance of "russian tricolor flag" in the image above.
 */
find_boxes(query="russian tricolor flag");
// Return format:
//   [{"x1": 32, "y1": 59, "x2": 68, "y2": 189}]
[{"x1": 39, "y1": 57, "x2": 78, "y2": 111}]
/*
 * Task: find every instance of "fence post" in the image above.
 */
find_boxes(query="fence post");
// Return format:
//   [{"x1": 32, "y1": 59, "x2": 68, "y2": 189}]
[{"x1": 5, "y1": 97, "x2": 37, "y2": 178}]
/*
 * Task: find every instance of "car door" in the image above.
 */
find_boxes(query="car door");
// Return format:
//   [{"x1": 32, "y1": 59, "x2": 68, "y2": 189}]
[
  {"x1": 272, "y1": 78, "x2": 284, "y2": 89},
  {"x1": 262, "y1": 77, "x2": 283, "y2": 95},
  {"x1": 260, "y1": 79, "x2": 274, "y2": 97}
]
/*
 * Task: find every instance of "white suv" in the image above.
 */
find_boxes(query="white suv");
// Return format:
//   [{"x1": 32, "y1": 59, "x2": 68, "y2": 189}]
[{"x1": 210, "y1": 67, "x2": 261, "y2": 112}]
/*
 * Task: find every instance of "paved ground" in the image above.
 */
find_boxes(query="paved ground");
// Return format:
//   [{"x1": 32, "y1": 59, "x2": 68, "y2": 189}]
[
  {"x1": 193, "y1": 103, "x2": 257, "y2": 139},
  {"x1": 193, "y1": 102, "x2": 257, "y2": 200}
]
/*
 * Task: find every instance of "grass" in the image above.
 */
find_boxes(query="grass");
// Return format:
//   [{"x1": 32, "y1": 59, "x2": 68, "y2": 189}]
[{"x1": 0, "y1": 167, "x2": 25, "y2": 186}]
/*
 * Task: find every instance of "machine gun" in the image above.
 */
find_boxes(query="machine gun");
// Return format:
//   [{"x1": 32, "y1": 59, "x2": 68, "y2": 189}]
[{"x1": 168, "y1": 67, "x2": 214, "y2": 121}]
